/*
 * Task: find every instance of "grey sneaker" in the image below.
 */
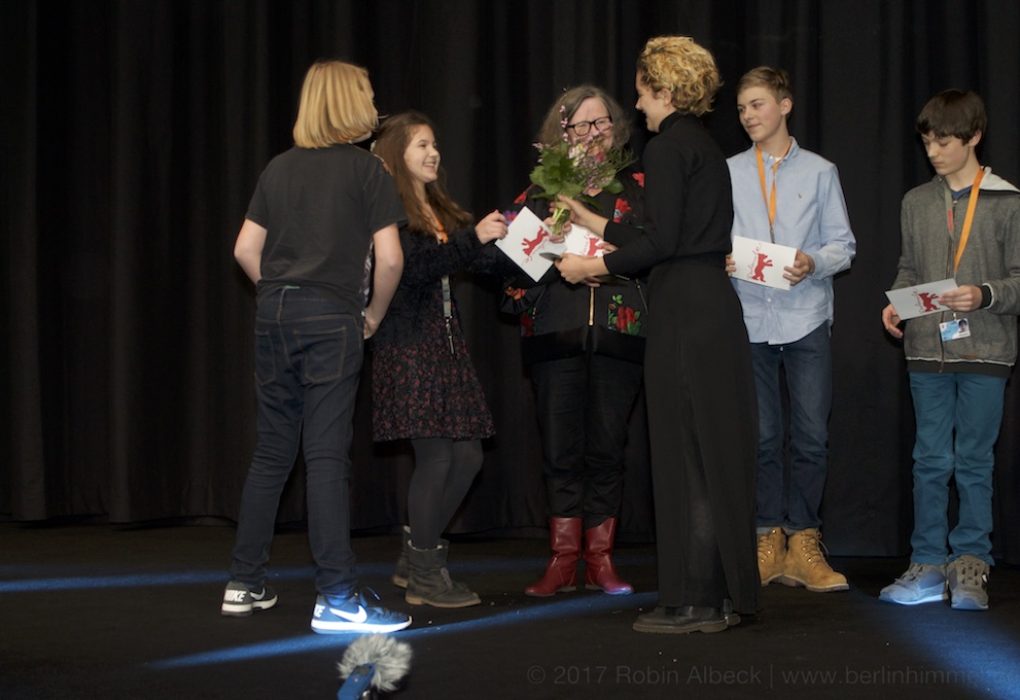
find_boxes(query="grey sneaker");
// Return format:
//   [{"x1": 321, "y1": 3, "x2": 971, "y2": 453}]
[
  {"x1": 221, "y1": 580, "x2": 278, "y2": 617},
  {"x1": 947, "y1": 555, "x2": 989, "y2": 611},
  {"x1": 879, "y1": 563, "x2": 947, "y2": 605}
]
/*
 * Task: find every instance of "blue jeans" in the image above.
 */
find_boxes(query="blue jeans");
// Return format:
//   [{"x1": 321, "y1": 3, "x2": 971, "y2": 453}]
[
  {"x1": 908, "y1": 371, "x2": 1006, "y2": 566},
  {"x1": 751, "y1": 322, "x2": 831, "y2": 532},
  {"x1": 230, "y1": 286, "x2": 363, "y2": 596}
]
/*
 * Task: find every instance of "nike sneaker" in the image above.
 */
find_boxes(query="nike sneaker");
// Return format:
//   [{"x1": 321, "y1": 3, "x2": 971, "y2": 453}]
[
  {"x1": 311, "y1": 588, "x2": 412, "y2": 634},
  {"x1": 220, "y1": 580, "x2": 278, "y2": 617}
]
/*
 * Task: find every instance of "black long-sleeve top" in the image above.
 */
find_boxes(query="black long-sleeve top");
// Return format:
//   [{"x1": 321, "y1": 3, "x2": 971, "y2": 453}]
[{"x1": 605, "y1": 112, "x2": 733, "y2": 276}]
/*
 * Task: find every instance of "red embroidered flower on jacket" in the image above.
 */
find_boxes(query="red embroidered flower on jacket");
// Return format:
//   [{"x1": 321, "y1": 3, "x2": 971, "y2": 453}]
[
  {"x1": 615, "y1": 305, "x2": 637, "y2": 332},
  {"x1": 513, "y1": 189, "x2": 529, "y2": 205},
  {"x1": 613, "y1": 198, "x2": 632, "y2": 223},
  {"x1": 631, "y1": 172, "x2": 645, "y2": 188},
  {"x1": 608, "y1": 294, "x2": 642, "y2": 335}
]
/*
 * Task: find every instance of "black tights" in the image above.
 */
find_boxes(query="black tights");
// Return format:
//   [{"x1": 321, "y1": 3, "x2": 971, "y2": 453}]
[{"x1": 408, "y1": 438, "x2": 483, "y2": 549}]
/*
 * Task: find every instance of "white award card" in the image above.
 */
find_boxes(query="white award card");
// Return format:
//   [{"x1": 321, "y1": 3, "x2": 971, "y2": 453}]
[
  {"x1": 730, "y1": 235, "x2": 798, "y2": 290},
  {"x1": 885, "y1": 278, "x2": 958, "y2": 320},
  {"x1": 496, "y1": 206, "x2": 565, "y2": 282}
]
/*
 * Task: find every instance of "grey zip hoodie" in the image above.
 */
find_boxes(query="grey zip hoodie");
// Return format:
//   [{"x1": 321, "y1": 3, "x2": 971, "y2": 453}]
[{"x1": 892, "y1": 168, "x2": 1020, "y2": 375}]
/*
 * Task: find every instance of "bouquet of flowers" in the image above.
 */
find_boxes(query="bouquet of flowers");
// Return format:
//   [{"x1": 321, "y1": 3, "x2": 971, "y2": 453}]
[{"x1": 529, "y1": 134, "x2": 634, "y2": 236}]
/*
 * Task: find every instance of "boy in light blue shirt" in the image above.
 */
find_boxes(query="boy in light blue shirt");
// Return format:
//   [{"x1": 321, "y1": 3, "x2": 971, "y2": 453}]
[{"x1": 727, "y1": 67, "x2": 856, "y2": 593}]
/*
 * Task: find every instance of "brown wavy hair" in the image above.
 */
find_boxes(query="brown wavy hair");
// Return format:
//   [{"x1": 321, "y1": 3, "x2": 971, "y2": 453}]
[
  {"x1": 637, "y1": 36, "x2": 720, "y2": 116},
  {"x1": 372, "y1": 111, "x2": 471, "y2": 236},
  {"x1": 536, "y1": 85, "x2": 632, "y2": 148}
]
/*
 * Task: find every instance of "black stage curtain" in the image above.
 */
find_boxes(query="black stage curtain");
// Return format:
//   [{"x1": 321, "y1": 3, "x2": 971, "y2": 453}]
[{"x1": 3, "y1": 1, "x2": 1019, "y2": 562}]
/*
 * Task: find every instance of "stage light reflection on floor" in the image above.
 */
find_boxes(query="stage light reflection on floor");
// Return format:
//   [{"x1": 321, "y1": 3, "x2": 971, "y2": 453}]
[
  {"x1": 880, "y1": 604, "x2": 1020, "y2": 698},
  {"x1": 149, "y1": 591, "x2": 658, "y2": 670},
  {"x1": 0, "y1": 567, "x2": 315, "y2": 593},
  {"x1": 0, "y1": 554, "x2": 639, "y2": 593}
]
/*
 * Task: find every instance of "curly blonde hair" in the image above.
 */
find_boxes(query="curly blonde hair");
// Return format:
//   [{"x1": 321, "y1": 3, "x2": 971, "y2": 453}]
[{"x1": 637, "y1": 36, "x2": 720, "y2": 116}]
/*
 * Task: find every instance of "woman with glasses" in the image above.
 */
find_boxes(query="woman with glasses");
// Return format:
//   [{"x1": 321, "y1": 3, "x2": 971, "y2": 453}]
[{"x1": 503, "y1": 86, "x2": 648, "y2": 597}]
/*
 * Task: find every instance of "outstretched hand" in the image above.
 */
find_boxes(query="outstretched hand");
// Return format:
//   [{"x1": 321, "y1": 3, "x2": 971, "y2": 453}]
[{"x1": 475, "y1": 210, "x2": 509, "y2": 244}]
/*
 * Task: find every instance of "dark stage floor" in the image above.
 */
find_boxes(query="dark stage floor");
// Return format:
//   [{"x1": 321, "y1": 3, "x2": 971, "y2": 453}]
[{"x1": 1, "y1": 523, "x2": 1018, "y2": 700}]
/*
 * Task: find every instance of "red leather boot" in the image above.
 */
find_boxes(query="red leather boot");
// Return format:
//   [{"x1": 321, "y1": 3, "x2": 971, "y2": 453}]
[
  {"x1": 524, "y1": 517, "x2": 582, "y2": 596},
  {"x1": 583, "y1": 517, "x2": 633, "y2": 595}
]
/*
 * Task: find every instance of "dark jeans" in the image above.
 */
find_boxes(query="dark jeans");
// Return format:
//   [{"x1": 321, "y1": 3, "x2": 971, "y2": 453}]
[
  {"x1": 230, "y1": 286, "x2": 363, "y2": 596},
  {"x1": 751, "y1": 322, "x2": 831, "y2": 532},
  {"x1": 531, "y1": 353, "x2": 643, "y2": 527}
]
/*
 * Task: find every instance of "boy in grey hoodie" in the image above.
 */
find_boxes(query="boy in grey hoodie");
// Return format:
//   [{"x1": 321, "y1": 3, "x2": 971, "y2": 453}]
[{"x1": 880, "y1": 89, "x2": 1020, "y2": 611}]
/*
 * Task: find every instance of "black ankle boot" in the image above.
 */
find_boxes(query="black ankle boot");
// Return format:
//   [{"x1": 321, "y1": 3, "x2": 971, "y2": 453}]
[{"x1": 632, "y1": 605, "x2": 729, "y2": 634}]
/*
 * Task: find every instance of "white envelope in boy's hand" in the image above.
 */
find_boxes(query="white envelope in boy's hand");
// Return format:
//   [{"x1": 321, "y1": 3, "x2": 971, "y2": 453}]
[
  {"x1": 730, "y1": 235, "x2": 798, "y2": 290},
  {"x1": 885, "y1": 278, "x2": 958, "y2": 320},
  {"x1": 496, "y1": 206, "x2": 566, "y2": 282}
]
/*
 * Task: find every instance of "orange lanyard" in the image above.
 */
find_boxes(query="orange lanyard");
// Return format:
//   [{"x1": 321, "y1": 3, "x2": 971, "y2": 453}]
[
  {"x1": 945, "y1": 168, "x2": 984, "y2": 274},
  {"x1": 756, "y1": 141, "x2": 793, "y2": 242}
]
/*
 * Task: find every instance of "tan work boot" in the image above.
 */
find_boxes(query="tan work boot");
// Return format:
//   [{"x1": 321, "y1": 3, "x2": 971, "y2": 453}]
[
  {"x1": 781, "y1": 528, "x2": 849, "y2": 592},
  {"x1": 757, "y1": 527, "x2": 787, "y2": 586}
]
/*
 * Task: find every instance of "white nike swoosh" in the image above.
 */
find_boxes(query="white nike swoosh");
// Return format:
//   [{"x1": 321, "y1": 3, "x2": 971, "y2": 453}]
[{"x1": 330, "y1": 605, "x2": 368, "y2": 624}]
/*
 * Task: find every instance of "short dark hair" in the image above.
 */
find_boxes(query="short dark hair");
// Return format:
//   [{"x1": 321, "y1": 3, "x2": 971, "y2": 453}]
[{"x1": 916, "y1": 89, "x2": 986, "y2": 142}]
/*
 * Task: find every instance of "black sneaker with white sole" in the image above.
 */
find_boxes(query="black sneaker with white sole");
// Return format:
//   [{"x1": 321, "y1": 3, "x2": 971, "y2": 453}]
[
  {"x1": 221, "y1": 580, "x2": 278, "y2": 617},
  {"x1": 311, "y1": 588, "x2": 412, "y2": 634}
]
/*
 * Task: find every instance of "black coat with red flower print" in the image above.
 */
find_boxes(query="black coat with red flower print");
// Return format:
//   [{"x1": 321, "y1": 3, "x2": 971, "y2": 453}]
[{"x1": 501, "y1": 167, "x2": 649, "y2": 366}]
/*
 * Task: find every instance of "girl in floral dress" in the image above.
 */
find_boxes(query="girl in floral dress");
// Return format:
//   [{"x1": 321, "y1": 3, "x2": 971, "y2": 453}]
[{"x1": 371, "y1": 112, "x2": 507, "y2": 608}]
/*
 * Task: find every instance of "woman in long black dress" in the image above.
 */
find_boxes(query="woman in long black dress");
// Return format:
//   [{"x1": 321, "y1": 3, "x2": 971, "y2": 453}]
[
  {"x1": 371, "y1": 112, "x2": 508, "y2": 608},
  {"x1": 558, "y1": 35, "x2": 759, "y2": 634}
]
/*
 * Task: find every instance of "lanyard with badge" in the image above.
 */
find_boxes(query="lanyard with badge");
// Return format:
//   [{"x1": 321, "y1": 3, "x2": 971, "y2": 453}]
[
  {"x1": 756, "y1": 142, "x2": 793, "y2": 243},
  {"x1": 430, "y1": 214, "x2": 457, "y2": 356},
  {"x1": 939, "y1": 168, "x2": 984, "y2": 342}
]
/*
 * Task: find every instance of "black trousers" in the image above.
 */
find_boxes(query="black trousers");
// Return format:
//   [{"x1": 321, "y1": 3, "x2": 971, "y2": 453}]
[{"x1": 530, "y1": 353, "x2": 643, "y2": 528}]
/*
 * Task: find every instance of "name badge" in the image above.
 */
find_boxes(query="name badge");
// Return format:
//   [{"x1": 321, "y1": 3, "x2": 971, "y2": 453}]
[{"x1": 939, "y1": 318, "x2": 971, "y2": 342}]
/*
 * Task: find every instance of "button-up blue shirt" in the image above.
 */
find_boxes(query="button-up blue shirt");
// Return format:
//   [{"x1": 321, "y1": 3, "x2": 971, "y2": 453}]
[{"x1": 727, "y1": 140, "x2": 856, "y2": 345}]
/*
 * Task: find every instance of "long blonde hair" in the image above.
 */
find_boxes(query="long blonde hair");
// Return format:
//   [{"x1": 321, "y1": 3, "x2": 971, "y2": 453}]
[
  {"x1": 637, "y1": 36, "x2": 720, "y2": 116},
  {"x1": 292, "y1": 60, "x2": 378, "y2": 148}
]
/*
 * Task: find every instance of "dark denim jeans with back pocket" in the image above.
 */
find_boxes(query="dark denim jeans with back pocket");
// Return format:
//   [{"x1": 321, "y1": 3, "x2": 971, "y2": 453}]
[{"x1": 230, "y1": 285, "x2": 364, "y2": 596}]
